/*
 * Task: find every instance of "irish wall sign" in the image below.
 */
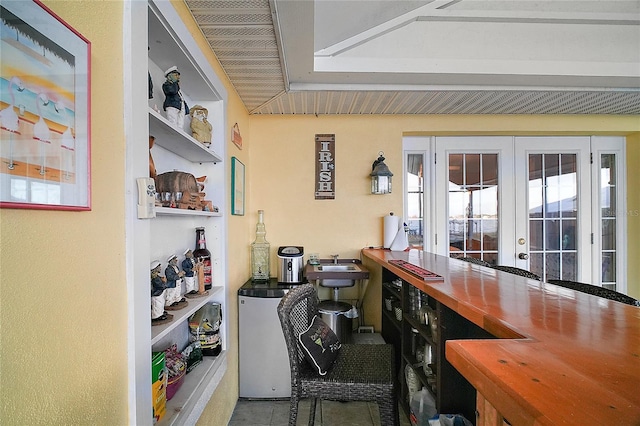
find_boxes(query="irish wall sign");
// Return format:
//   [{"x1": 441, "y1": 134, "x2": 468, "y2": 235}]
[{"x1": 315, "y1": 134, "x2": 335, "y2": 200}]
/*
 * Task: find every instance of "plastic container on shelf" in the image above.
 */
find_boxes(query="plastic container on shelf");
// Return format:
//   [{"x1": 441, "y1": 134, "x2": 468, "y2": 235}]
[
  {"x1": 385, "y1": 296, "x2": 394, "y2": 311},
  {"x1": 166, "y1": 368, "x2": 186, "y2": 400},
  {"x1": 428, "y1": 308, "x2": 438, "y2": 343},
  {"x1": 393, "y1": 302, "x2": 403, "y2": 322},
  {"x1": 423, "y1": 345, "x2": 434, "y2": 376},
  {"x1": 405, "y1": 364, "x2": 421, "y2": 400},
  {"x1": 415, "y1": 345, "x2": 425, "y2": 366},
  {"x1": 409, "y1": 386, "x2": 437, "y2": 426},
  {"x1": 411, "y1": 328, "x2": 419, "y2": 356},
  {"x1": 408, "y1": 287, "x2": 418, "y2": 318},
  {"x1": 419, "y1": 295, "x2": 430, "y2": 325}
]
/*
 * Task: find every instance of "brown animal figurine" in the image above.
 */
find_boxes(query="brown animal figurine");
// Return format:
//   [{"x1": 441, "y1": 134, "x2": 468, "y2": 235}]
[
  {"x1": 155, "y1": 171, "x2": 199, "y2": 194},
  {"x1": 154, "y1": 171, "x2": 211, "y2": 210}
]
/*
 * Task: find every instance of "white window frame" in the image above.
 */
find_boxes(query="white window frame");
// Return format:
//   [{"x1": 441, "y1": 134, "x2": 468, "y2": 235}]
[{"x1": 591, "y1": 136, "x2": 627, "y2": 292}]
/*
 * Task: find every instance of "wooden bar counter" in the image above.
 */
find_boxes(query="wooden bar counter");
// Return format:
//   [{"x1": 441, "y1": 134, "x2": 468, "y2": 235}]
[{"x1": 362, "y1": 248, "x2": 640, "y2": 426}]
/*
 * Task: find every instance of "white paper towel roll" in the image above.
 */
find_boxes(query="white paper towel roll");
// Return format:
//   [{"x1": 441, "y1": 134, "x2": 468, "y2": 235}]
[
  {"x1": 383, "y1": 213, "x2": 399, "y2": 249},
  {"x1": 390, "y1": 224, "x2": 409, "y2": 251}
]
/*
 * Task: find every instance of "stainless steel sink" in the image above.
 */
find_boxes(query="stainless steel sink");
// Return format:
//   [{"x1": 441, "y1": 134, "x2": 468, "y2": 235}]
[
  {"x1": 315, "y1": 264, "x2": 357, "y2": 272},
  {"x1": 305, "y1": 260, "x2": 369, "y2": 288}
]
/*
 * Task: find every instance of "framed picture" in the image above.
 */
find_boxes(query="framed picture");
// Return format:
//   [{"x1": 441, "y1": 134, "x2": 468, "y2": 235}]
[
  {"x1": 0, "y1": 0, "x2": 91, "y2": 210},
  {"x1": 231, "y1": 123, "x2": 242, "y2": 150},
  {"x1": 231, "y1": 156, "x2": 245, "y2": 216}
]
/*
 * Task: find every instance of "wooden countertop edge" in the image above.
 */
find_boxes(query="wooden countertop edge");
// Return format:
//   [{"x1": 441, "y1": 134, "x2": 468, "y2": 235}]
[
  {"x1": 446, "y1": 339, "x2": 640, "y2": 425},
  {"x1": 446, "y1": 340, "x2": 545, "y2": 426}
]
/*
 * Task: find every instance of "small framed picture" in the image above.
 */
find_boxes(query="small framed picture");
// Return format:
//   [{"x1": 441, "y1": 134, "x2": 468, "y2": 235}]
[{"x1": 231, "y1": 156, "x2": 244, "y2": 216}]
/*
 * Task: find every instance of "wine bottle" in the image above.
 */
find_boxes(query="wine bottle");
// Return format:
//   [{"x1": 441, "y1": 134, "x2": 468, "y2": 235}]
[{"x1": 193, "y1": 227, "x2": 212, "y2": 290}]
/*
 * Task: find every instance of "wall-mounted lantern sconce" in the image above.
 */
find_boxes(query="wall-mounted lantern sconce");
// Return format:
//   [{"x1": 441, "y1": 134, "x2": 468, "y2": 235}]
[{"x1": 370, "y1": 151, "x2": 393, "y2": 194}]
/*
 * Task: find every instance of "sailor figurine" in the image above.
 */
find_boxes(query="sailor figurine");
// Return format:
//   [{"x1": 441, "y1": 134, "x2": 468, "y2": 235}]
[
  {"x1": 162, "y1": 66, "x2": 189, "y2": 131},
  {"x1": 151, "y1": 260, "x2": 172, "y2": 325},
  {"x1": 164, "y1": 254, "x2": 187, "y2": 310},
  {"x1": 182, "y1": 249, "x2": 205, "y2": 298}
]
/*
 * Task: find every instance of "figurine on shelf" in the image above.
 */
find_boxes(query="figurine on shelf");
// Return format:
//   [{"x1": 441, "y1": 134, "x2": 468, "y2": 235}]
[
  {"x1": 148, "y1": 72, "x2": 153, "y2": 99},
  {"x1": 162, "y1": 66, "x2": 189, "y2": 131},
  {"x1": 148, "y1": 46, "x2": 153, "y2": 100},
  {"x1": 189, "y1": 105, "x2": 212, "y2": 147},
  {"x1": 164, "y1": 254, "x2": 188, "y2": 310},
  {"x1": 149, "y1": 135, "x2": 157, "y2": 179},
  {"x1": 182, "y1": 249, "x2": 206, "y2": 298},
  {"x1": 151, "y1": 260, "x2": 172, "y2": 325}
]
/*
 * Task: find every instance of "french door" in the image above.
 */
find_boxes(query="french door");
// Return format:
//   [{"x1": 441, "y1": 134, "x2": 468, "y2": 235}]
[{"x1": 405, "y1": 136, "x2": 626, "y2": 288}]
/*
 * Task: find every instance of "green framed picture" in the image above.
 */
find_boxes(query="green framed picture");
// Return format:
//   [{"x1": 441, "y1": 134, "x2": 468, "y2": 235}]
[{"x1": 231, "y1": 156, "x2": 244, "y2": 215}]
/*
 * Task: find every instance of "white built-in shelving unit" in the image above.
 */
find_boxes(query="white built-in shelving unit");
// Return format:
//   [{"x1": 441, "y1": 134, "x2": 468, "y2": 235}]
[{"x1": 125, "y1": 1, "x2": 228, "y2": 425}]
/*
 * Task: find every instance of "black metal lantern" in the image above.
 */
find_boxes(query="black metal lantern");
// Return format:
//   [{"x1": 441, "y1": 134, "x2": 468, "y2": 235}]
[{"x1": 370, "y1": 151, "x2": 393, "y2": 194}]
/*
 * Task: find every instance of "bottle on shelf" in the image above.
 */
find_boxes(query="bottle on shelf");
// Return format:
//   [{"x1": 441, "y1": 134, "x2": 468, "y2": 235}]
[
  {"x1": 251, "y1": 210, "x2": 270, "y2": 281},
  {"x1": 193, "y1": 227, "x2": 212, "y2": 291}
]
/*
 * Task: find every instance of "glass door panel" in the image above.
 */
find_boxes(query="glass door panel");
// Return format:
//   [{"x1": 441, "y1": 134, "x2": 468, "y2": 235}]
[
  {"x1": 447, "y1": 153, "x2": 499, "y2": 263},
  {"x1": 597, "y1": 149, "x2": 622, "y2": 291},
  {"x1": 515, "y1": 137, "x2": 591, "y2": 282},
  {"x1": 435, "y1": 137, "x2": 513, "y2": 265},
  {"x1": 406, "y1": 153, "x2": 424, "y2": 248},
  {"x1": 528, "y1": 153, "x2": 578, "y2": 280}
]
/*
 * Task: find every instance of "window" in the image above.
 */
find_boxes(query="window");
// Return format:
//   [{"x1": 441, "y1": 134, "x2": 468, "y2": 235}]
[{"x1": 404, "y1": 136, "x2": 627, "y2": 290}]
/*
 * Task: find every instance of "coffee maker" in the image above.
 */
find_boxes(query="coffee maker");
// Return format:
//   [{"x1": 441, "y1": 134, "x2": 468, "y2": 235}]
[{"x1": 277, "y1": 246, "x2": 304, "y2": 283}]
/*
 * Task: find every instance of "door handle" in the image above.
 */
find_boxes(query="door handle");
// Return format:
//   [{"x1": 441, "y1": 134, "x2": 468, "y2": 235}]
[{"x1": 518, "y1": 253, "x2": 529, "y2": 260}]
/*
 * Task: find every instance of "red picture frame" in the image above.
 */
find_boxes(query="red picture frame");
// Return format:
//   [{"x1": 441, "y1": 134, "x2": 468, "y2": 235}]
[{"x1": 0, "y1": 0, "x2": 91, "y2": 210}]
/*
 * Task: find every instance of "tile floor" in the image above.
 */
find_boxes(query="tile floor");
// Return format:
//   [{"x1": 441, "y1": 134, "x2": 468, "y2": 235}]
[{"x1": 228, "y1": 398, "x2": 411, "y2": 426}]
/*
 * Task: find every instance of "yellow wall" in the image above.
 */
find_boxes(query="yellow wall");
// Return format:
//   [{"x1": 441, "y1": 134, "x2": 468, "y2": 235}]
[
  {"x1": 626, "y1": 133, "x2": 640, "y2": 298},
  {"x1": 1, "y1": 2, "x2": 129, "y2": 424},
  {"x1": 0, "y1": 1, "x2": 251, "y2": 425},
  {"x1": 1, "y1": 2, "x2": 638, "y2": 426},
  {"x1": 249, "y1": 115, "x2": 640, "y2": 312}
]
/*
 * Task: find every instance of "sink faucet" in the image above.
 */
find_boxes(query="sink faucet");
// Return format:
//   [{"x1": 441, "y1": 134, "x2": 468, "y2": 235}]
[{"x1": 330, "y1": 254, "x2": 339, "y2": 264}]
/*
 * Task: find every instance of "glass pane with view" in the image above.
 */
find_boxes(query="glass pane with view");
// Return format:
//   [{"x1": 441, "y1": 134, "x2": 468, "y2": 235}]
[
  {"x1": 600, "y1": 153, "x2": 617, "y2": 290},
  {"x1": 447, "y1": 153, "x2": 499, "y2": 265},
  {"x1": 528, "y1": 153, "x2": 578, "y2": 281},
  {"x1": 406, "y1": 154, "x2": 424, "y2": 248}
]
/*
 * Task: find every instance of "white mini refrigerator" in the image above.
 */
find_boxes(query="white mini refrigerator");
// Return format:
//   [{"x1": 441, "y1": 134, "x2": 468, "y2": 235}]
[{"x1": 238, "y1": 280, "x2": 292, "y2": 398}]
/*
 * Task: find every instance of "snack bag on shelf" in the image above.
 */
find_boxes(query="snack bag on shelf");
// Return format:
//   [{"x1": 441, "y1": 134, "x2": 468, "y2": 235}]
[
  {"x1": 189, "y1": 302, "x2": 223, "y2": 356},
  {"x1": 181, "y1": 341, "x2": 203, "y2": 373}
]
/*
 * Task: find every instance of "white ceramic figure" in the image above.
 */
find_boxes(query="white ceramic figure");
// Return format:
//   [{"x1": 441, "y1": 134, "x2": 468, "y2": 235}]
[{"x1": 189, "y1": 105, "x2": 212, "y2": 146}]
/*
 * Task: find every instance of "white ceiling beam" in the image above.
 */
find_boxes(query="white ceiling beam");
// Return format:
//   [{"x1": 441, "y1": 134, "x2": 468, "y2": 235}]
[
  {"x1": 316, "y1": 2, "x2": 639, "y2": 58},
  {"x1": 289, "y1": 82, "x2": 640, "y2": 92}
]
